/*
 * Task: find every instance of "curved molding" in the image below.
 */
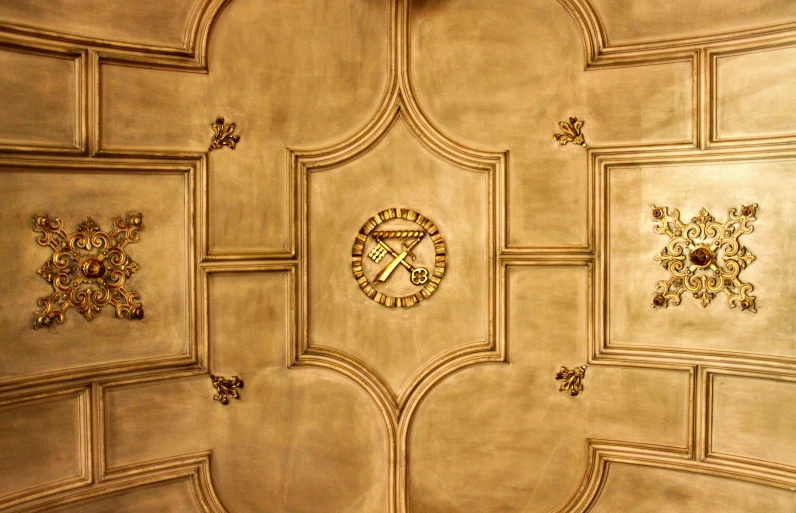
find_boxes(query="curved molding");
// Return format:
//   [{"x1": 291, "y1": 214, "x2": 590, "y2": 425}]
[
  {"x1": 0, "y1": 0, "x2": 232, "y2": 68},
  {"x1": 291, "y1": 30, "x2": 507, "y2": 502},
  {"x1": 555, "y1": 0, "x2": 796, "y2": 67},
  {"x1": 292, "y1": 86, "x2": 505, "y2": 418},
  {"x1": 555, "y1": 441, "x2": 796, "y2": 512},
  {"x1": 16, "y1": 452, "x2": 228, "y2": 513}
]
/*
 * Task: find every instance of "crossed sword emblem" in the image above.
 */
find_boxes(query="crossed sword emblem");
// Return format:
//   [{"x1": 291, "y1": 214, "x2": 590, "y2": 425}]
[{"x1": 367, "y1": 230, "x2": 429, "y2": 285}]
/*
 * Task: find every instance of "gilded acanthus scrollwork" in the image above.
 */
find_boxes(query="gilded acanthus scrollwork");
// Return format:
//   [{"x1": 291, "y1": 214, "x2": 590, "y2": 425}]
[
  {"x1": 211, "y1": 375, "x2": 243, "y2": 405},
  {"x1": 556, "y1": 365, "x2": 587, "y2": 396},
  {"x1": 651, "y1": 204, "x2": 758, "y2": 312},
  {"x1": 553, "y1": 116, "x2": 586, "y2": 147},
  {"x1": 32, "y1": 213, "x2": 144, "y2": 328}
]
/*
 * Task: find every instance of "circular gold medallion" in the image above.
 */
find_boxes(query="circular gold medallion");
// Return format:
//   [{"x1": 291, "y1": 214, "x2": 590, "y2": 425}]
[{"x1": 352, "y1": 208, "x2": 446, "y2": 307}]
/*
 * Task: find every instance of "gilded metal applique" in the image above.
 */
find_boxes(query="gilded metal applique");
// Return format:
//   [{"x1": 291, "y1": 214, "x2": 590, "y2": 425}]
[
  {"x1": 211, "y1": 375, "x2": 243, "y2": 405},
  {"x1": 352, "y1": 208, "x2": 446, "y2": 308},
  {"x1": 651, "y1": 204, "x2": 757, "y2": 312},
  {"x1": 553, "y1": 116, "x2": 586, "y2": 147},
  {"x1": 33, "y1": 214, "x2": 144, "y2": 328},
  {"x1": 208, "y1": 117, "x2": 240, "y2": 151},
  {"x1": 556, "y1": 365, "x2": 587, "y2": 396}
]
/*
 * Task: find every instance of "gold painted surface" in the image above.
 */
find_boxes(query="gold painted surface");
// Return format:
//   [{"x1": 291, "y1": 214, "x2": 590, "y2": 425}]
[
  {"x1": 45, "y1": 479, "x2": 202, "y2": 513},
  {"x1": 711, "y1": 375, "x2": 796, "y2": 468},
  {"x1": 309, "y1": 120, "x2": 489, "y2": 392},
  {"x1": 589, "y1": 0, "x2": 796, "y2": 44},
  {"x1": 409, "y1": 266, "x2": 690, "y2": 513},
  {"x1": 609, "y1": 160, "x2": 796, "y2": 357},
  {"x1": 0, "y1": 170, "x2": 189, "y2": 380},
  {"x1": 716, "y1": 45, "x2": 796, "y2": 142},
  {"x1": 410, "y1": 0, "x2": 692, "y2": 250},
  {"x1": 32, "y1": 213, "x2": 144, "y2": 328},
  {"x1": 100, "y1": 0, "x2": 390, "y2": 255},
  {"x1": 0, "y1": 0, "x2": 199, "y2": 47},
  {"x1": 590, "y1": 463, "x2": 796, "y2": 513},
  {"x1": 104, "y1": 272, "x2": 388, "y2": 512},
  {"x1": 0, "y1": 48, "x2": 77, "y2": 149},
  {"x1": 0, "y1": 0, "x2": 795, "y2": 510},
  {"x1": 0, "y1": 391, "x2": 86, "y2": 501}
]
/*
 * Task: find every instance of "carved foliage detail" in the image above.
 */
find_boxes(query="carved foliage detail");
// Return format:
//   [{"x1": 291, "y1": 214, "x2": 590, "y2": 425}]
[
  {"x1": 556, "y1": 365, "x2": 587, "y2": 396},
  {"x1": 553, "y1": 116, "x2": 586, "y2": 147},
  {"x1": 208, "y1": 117, "x2": 240, "y2": 151},
  {"x1": 651, "y1": 204, "x2": 758, "y2": 312},
  {"x1": 211, "y1": 375, "x2": 243, "y2": 405},
  {"x1": 32, "y1": 213, "x2": 144, "y2": 328}
]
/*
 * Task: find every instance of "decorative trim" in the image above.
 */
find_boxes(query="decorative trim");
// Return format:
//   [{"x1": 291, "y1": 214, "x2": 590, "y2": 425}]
[
  {"x1": 208, "y1": 117, "x2": 240, "y2": 152},
  {"x1": 555, "y1": 0, "x2": 796, "y2": 68},
  {"x1": 596, "y1": 148, "x2": 795, "y2": 371},
  {"x1": 0, "y1": 0, "x2": 233, "y2": 69},
  {"x1": 16, "y1": 451, "x2": 229, "y2": 513},
  {"x1": 33, "y1": 213, "x2": 145, "y2": 328},
  {"x1": 210, "y1": 375, "x2": 243, "y2": 405},
  {"x1": 0, "y1": 156, "x2": 200, "y2": 393},
  {"x1": 554, "y1": 117, "x2": 587, "y2": 147},
  {"x1": 556, "y1": 365, "x2": 587, "y2": 396},
  {"x1": 651, "y1": 204, "x2": 757, "y2": 312},
  {"x1": 0, "y1": 387, "x2": 92, "y2": 511},
  {"x1": 0, "y1": 41, "x2": 87, "y2": 155}
]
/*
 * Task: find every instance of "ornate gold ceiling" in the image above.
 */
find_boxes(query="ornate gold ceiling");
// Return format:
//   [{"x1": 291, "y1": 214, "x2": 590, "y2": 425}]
[{"x1": 0, "y1": 0, "x2": 793, "y2": 512}]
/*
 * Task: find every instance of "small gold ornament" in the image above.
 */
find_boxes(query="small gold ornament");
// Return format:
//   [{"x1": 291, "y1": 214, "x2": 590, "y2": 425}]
[
  {"x1": 210, "y1": 375, "x2": 243, "y2": 405},
  {"x1": 556, "y1": 365, "x2": 587, "y2": 396},
  {"x1": 209, "y1": 117, "x2": 240, "y2": 151},
  {"x1": 553, "y1": 116, "x2": 586, "y2": 147}
]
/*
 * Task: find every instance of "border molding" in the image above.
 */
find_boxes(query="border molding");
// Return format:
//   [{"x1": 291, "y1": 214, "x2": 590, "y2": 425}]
[
  {"x1": 0, "y1": 0, "x2": 232, "y2": 70},
  {"x1": 594, "y1": 146, "x2": 796, "y2": 371},
  {"x1": 707, "y1": 41, "x2": 796, "y2": 148},
  {"x1": 0, "y1": 387, "x2": 92, "y2": 511},
  {"x1": 0, "y1": 156, "x2": 203, "y2": 393},
  {"x1": 0, "y1": 39, "x2": 86, "y2": 155}
]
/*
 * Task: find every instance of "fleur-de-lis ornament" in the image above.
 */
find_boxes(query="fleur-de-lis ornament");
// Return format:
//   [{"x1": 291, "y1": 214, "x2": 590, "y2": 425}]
[
  {"x1": 209, "y1": 117, "x2": 240, "y2": 151},
  {"x1": 210, "y1": 374, "x2": 243, "y2": 405},
  {"x1": 555, "y1": 365, "x2": 587, "y2": 396},
  {"x1": 553, "y1": 116, "x2": 586, "y2": 147}
]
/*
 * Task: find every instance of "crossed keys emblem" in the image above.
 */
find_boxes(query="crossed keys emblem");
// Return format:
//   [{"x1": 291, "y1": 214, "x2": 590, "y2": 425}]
[
  {"x1": 352, "y1": 208, "x2": 447, "y2": 308},
  {"x1": 368, "y1": 230, "x2": 429, "y2": 285}
]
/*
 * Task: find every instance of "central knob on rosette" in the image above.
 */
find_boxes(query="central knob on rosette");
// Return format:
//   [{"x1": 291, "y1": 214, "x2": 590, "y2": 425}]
[
  {"x1": 80, "y1": 258, "x2": 106, "y2": 279},
  {"x1": 688, "y1": 246, "x2": 713, "y2": 268}
]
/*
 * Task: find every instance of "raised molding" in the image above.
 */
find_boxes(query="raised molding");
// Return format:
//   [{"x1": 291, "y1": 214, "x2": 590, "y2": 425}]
[
  {"x1": 14, "y1": 452, "x2": 227, "y2": 513},
  {"x1": 708, "y1": 42, "x2": 796, "y2": 148},
  {"x1": 0, "y1": 0, "x2": 232, "y2": 70},
  {"x1": 555, "y1": 440, "x2": 795, "y2": 512},
  {"x1": 0, "y1": 0, "x2": 793, "y2": 511},
  {"x1": 594, "y1": 147, "x2": 796, "y2": 371},
  {"x1": 702, "y1": 367, "x2": 796, "y2": 479},
  {"x1": 0, "y1": 40, "x2": 86, "y2": 155},
  {"x1": 0, "y1": 386, "x2": 91, "y2": 511},
  {"x1": 0, "y1": 156, "x2": 203, "y2": 393},
  {"x1": 556, "y1": 0, "x2": 796, "y2": 68}
]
